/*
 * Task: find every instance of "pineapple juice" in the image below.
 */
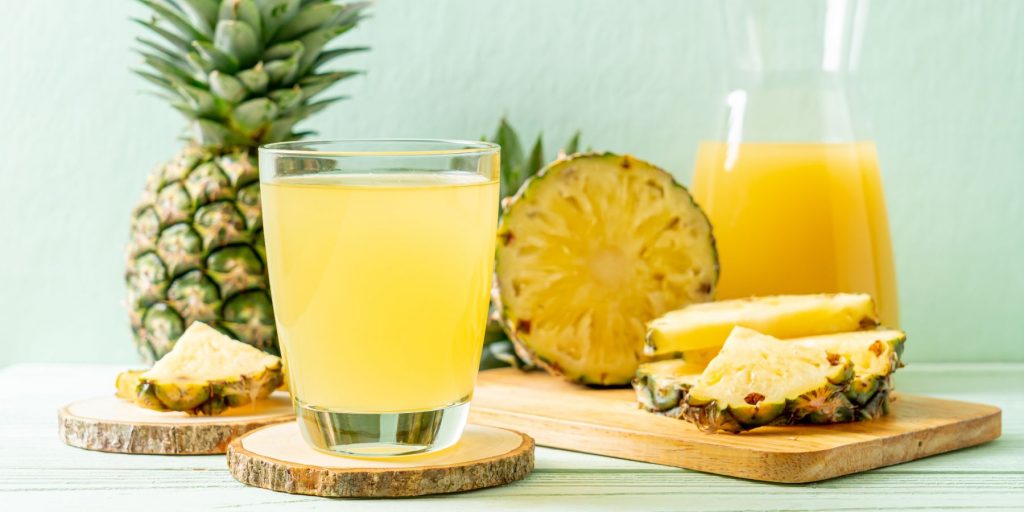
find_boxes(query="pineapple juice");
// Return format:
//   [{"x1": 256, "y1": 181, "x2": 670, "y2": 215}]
[
  {"x1": 261, "y1": 171, "x2": 499, "y2": 414},
  {"x1": 691, "y1": 142, "x2": 898, "y2": 326}
]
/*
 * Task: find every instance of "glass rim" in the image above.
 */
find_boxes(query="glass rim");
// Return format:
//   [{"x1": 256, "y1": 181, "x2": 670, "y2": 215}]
[{"x1": 260, "y1": 138, "x2": 500, "y2": 158}]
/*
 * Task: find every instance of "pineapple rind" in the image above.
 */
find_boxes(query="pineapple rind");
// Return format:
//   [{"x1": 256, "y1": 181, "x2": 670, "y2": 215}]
[
  {"x1": 856, "y1": 385, "x2": 892, "y2": 420},
  {"x1": 497, "y1": 153, "x2": 718, "y2": 385},
  {"x1": 131, "y1": 365, "x2": 283, "y2": 416},
  {"x1": 786, "y1": 386, "x2": 856, "y2": 425},
  {"x1": 633, "y1": 359, "x2": 702, "y2": 413}
]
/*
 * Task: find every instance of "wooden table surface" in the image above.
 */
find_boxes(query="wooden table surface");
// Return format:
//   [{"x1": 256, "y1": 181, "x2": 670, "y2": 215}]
[{"x1": 1, "y1": 363, "x2": 1021, "y2": 511}]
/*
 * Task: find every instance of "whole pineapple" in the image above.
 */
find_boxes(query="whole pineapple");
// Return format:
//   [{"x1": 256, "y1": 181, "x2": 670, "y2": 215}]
[{"x1": 126, "y1": 0, "x2": 369, "y2": 362}]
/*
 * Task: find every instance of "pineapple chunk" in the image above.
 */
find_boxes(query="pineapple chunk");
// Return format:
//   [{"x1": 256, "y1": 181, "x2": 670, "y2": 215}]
[
  {"x1": 115, "y1": 322, "x2": 283, "y2": 415},
  {"x1": 496, "y1": 153, "x2": 718, "y2": 385},
  {"x1": 645, "y1": 293, "x2": 879, "y2": 357}
]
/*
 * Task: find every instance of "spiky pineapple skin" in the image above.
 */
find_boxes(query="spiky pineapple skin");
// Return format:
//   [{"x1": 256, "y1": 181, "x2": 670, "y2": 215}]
[
  {"x1": 126, "y1": 146, "x2": 276, "y2": 362},
  {"x1": 634, "y1": 380, "x2": 892, "y2": 432},
  {"x1": 837, "y1": 339, "x2": 903, "y2": 409}
]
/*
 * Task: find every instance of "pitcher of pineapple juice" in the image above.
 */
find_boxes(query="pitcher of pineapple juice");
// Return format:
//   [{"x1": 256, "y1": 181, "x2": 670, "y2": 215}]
[
  {"x1": 692, "y1": 0, "x2": 898, "y2": 326},
  {"x1": 260, "y1": 140, "x2": 499, "y2": 456}
]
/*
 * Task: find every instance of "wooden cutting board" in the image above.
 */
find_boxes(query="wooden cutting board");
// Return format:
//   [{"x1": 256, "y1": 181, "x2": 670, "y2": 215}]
[{"x1": 470, "y1": 368, "x2": 1002, "y2": 483}]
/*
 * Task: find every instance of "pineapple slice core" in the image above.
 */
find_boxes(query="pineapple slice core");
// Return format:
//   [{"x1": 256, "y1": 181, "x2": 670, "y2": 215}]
[
  {"x1": 692, "y1": 327, "x2": 847, "y2": 409},
  {"x1": 143, "y1": 322, "x2": 279, "y2": 382}
]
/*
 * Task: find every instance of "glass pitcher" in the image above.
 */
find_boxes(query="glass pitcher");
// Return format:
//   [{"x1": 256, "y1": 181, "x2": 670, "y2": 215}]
[{"x1": 691, "y1": 0, "x2": 898, "y2": 326}]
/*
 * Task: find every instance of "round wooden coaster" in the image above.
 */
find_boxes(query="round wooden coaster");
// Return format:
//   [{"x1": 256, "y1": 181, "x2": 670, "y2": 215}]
[
  {"x1": 227, "y1": 422, "x2": 535, "y2": 497},
  {"x1": 58, "y1": 392, "x2": 294, "y2": 455}
]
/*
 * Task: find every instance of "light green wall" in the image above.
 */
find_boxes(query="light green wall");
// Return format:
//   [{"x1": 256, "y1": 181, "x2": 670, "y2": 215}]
[{"x1": 0, "y1": 0, "x2": 1021, "y2": 366}]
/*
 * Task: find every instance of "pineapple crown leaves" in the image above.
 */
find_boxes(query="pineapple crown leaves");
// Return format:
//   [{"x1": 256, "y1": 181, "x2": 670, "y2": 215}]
[
  {"x1": 132, "y1": 0, "x2": 371, "y2": 149},
  {"x1": 486, "y1": 118, "x2": 581, "y2": 201}
]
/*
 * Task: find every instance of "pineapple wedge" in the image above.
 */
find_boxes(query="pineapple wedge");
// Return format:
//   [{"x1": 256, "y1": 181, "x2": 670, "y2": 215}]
[
  {"x1": 116, "y1": 322, "x2": 283, "y2": 415},
  {"x1": 683, "y1": 327, "x2": 856, "y2": 432},
  {"x1": 634, "y1": 327, "x2": 906, "y2": 432},
  {"x1": 645, "y1": 293, "x2": 879, "y2": 357}
]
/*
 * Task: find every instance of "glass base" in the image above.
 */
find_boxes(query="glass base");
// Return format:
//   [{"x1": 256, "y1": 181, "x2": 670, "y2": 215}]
[{"x1": 294, "y1": 398, "x2": 470, "y2": 457}]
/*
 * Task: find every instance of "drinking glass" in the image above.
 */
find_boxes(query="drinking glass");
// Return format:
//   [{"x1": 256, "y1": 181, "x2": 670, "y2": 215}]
[{"x1": 259, "y1": 140, "x2": 500, "y2": 456}]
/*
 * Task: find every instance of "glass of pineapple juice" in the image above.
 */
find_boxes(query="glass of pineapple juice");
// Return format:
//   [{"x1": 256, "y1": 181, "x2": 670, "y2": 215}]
[{"x1": 259, "y1": 140, "x2": 499, "y2": 456}]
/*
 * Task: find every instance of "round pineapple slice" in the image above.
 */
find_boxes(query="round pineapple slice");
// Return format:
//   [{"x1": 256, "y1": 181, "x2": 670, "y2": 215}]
[{"x1": 496, "y1": 153, "x2": 718, "y2": 385}]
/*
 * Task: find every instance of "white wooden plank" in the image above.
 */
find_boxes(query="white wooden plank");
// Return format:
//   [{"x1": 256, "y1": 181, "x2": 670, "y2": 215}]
[
  {"x1": 0, "y1": 363, "x2": 1021, "y2": 511},
  {"x1": 1, "y1": 472, "x2": 1021, "y2": 512}
]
